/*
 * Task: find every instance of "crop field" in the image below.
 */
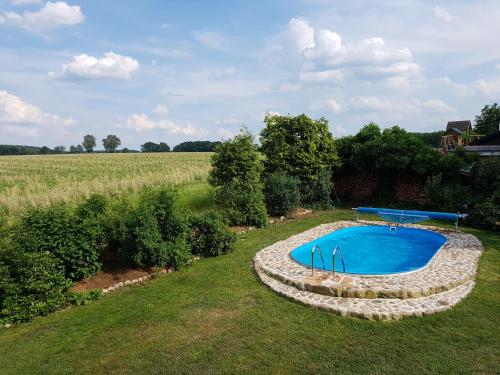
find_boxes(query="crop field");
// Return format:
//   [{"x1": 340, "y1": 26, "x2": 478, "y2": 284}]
[{"x1": 0, "y1": 152, "x2": 212, "y2": 216}]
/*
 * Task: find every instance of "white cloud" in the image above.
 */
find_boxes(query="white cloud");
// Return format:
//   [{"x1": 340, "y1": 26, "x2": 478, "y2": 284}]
[
  {"x1": 11, "y1": 0, "x2": 42, "y2": 5},
  {"x1": 284, "y1": 18, "x2": 421, "y2": 85},
  {"x1": 218, "y1": 128, "x2": 235, "y2": 139},
  {"x1": 434, "y1": 6, "x2": 452, "y2": 22},
  {"x1": 152, "y1": 104, "x2": 169, "y2": 115},
  {"x1": 50, "y1": 52, "x2": 140, "y2": 80},
  {"x1": 193, "y1": 30, "x2": 225, "y2": 50},
  {"x1": 299, "y1": 69, "x2": 343, "y2": 83},
  {"x1": 350, "y1": 96, "x2": 393, "y2": 112},
  {"x1": 209, "y1": 67, "x2": 235, "y2": 81},
  {"x1": 215, "y1": 118, "x2": 240, "y2": 125},
  {"x1": 0, "y1": 89, "x2": 75, "y2": 126},
  {"x1": 4, "y1": 125, "x2": 39, "y2": 137},
  {"x1": 0, "y1": 1, "x2": 84, "y2": 31},
  {"x1": 477, "y1": 78, "x2": 500, "y2": 99},
  {"x1": 496, "y1": 64, "x2": 500, "y2": 70},
  {"x1": 120, "y1": 113, "x2": 201, "y2": 135},
  {"x1": 288, "y1": 18, "x2": 315, "y2": 53},
  {"x1": 310, "y1": 98, "x2": 343, "y2": 113},
  {"x1": 421, "y1": 99, "x2": 454, "y2": 114}
]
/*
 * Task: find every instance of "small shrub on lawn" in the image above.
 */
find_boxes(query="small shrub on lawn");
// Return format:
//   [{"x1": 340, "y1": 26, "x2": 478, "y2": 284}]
[
  {"x1": 68, "y1": 289, "x2": 103, "y2": 306},
  {"x1": 189, "y1": 212, "x2": 236, "y2": 257},
  {"x1": 12, "y1": 196, "x2": 106, "y2": 281},
  {"x1": 264, "y1": 173, "x2": 301, "y2": 217},
  {"x1": 114, "y1": 187, "x2": 191, "y2": 269},
  {"x1": 0, "y1": 251, "x2": 70, "y2": 323}
]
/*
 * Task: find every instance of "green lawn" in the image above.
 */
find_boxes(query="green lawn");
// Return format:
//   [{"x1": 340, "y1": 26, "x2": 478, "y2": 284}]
[{"x1": 0, "y1": 209, "x2": 498, "y2": 374}]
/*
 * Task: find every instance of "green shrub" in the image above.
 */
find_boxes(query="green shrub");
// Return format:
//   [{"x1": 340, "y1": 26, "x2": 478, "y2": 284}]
[
  {"x1": 300, "y1": 168, "x2": 333, "y2": 208},
  {"x1": 114, "y1": 187, "x2": 191, "y2": 269},
  {"x1": 466, "y1": 189, "x2": 500, "y2": 229},
  {"x1": 209, "y1": 130, "x2": 268, "y2": 227},
  {"x1": 189, "y1": 212, "x2": 236, "y2": 257},
  {"x1": 214, "y1": 183, "x2": 268, "y2": 227},
  {"x1": 68, "y1": 289, "x2": 103, "y2": 306},
  {"x1": 263, "y1": 173, "x2": 301, "y2": 216},
  {"x1": 0, "y1": 251, "x2": 70, "y2": 323},
  {"x1": 13, "y1": 197, "x2": 106, "y2": 281},
  {"x1": 425, "y1": 174, "x2": 473, "y2": 212}
]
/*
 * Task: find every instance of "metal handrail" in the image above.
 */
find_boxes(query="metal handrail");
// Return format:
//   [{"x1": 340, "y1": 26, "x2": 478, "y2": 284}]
[
  {"x1": 332, "y1": 246, "x2": 346, "y2": 277},
  {"x1": 311, "y1": 244, "x2": 325, "y2": 275}
]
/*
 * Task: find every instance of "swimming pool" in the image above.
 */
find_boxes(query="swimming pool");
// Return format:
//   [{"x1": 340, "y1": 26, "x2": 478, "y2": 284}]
[{"x1": 290, "y1": 225, "x2": 447, "y2": 275}]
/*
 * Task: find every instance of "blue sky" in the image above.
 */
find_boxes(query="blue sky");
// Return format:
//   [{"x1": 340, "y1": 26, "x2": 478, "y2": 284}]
[{"x1": 0, "y1": 0, "x2": 499, "y2": 149}]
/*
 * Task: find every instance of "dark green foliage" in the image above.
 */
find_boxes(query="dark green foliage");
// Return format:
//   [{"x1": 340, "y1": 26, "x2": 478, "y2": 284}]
[
  {"x1": 300, "y1": 168, "x2": 334, "y2": 208},
  {"x1": 102, "y1": 135, "x2": 121, "y2": 153},
  {"x1": 410, "y1": 131, "x2": 444, "y2": 148},
  {"x1": 173, "y1": 141, "x2": 221, "y2": 152},
  {"x1": 13, "y1": 197, "x2": 106, "y2": 281},
  {"x1": 113, "y1": 188, "x2": 191, "y2": 269},
  {"x1": 141, "y1": 142, "x2": 170, "y2": 152},
  {"x1": 466, "y1": 189, "x2": 500, "y2": 229},
  {"x1": 188, "y1": 212, "x2": 236, "y2": 257},
  {"x1": 337, "y1": 123, "x2": 441, "y2": 175},
  {"x1": 0, "y1": 145, "x2": 50, "y2": 155},
  {"x1": 82, "y1": 134, "x2": 96, "y2": 153},
  {"x1": 260, "y1": 114, "x2": 339, "y2": 194},
  {"x1": 67, "y1": 289, "x2": 103, "y2": 306},
  {"x1": 264, "y1": 173, "x2": 301, "y2": 216},
  {"x1": 425, "y1": 174, "x2": 473, "y2": 212},
  {"x1": 474, "y1": 103, "x2": 500, "y2": 136},
  {"x1": 0, "y1": 251, "x2": 70, "y2": 323},
  {"x1": 209, "y1": 130, "x2": 268, "y2": 227}
]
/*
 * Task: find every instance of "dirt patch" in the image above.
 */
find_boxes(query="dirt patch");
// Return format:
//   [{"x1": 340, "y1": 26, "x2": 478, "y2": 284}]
[{"x1": 71, "y1": 262, "x2": 155, "y2": 292}]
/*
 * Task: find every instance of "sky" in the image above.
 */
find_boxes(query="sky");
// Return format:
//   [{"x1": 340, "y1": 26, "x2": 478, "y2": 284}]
[{"x1": 0, "y1": 0, "x2": 499, "y2": 149}]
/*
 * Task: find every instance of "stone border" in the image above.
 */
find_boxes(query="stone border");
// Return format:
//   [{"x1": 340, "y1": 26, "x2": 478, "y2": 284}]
[
  {"x1": 254, "y1": 221, "x2": 483, "y2": 299},
  {"x1": 255, "y1": 263, "x2": 476, "y2": 320}
]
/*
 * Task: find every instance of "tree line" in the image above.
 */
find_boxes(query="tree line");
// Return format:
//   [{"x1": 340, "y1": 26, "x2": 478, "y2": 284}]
[{"x1": 0, "y1": 137, "x2": 222, "y2": 155}]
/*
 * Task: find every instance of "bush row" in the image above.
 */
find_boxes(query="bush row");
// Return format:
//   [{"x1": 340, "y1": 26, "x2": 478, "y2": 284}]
[{"x1": 0, "y1": 187, "x2": 235, "y2": 324}]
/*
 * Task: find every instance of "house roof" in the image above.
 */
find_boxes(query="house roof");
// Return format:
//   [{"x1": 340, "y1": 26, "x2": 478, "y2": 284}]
[{"x1": 446, "y1": 120, "x2": 471, "y2": 132}]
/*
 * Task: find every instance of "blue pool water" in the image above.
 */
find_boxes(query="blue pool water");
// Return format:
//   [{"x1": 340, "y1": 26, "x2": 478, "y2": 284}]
[{"x1": 290, "y1": 226, "x2": 446, "y2": 275}]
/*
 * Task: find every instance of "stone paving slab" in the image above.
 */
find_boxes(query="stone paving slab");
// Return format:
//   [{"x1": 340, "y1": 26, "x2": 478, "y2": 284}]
[
  {"x1": 255, "y1": 263, "x2": 476, "y2": 320},
  {"x1": 254, "y1": 221, "x2": 483, "y2": 299}
]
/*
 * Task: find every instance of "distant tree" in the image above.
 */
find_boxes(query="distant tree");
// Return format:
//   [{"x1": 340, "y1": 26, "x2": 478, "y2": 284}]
[
  {"x1": 158, "y1": 142, "x2": 170, "y2": 152},
  {"x1": 102, "y1": 135, "x2": 121, "y2": 153},
  {"x1": 76, "y1": 144, "x2": 84, "y2": 153},
  {"x1": 141, "y1": 141, "x2": 170, "y2": 152},
  {"x1": 141, "y1": 142, "x2": 159, "y2": 152},
  {"x1": 69, "y1": 145, "x2": 78, "y2": 153},
  {"x1": 39, "y1": 146, "x2": 52, "y2": 155},
  {"x1": 53, "y1": 145, "x2": 66, "y2": 154},
  {"x1": 173, "y1": 141, "x2": 221, "y2": 152},
  {"x1": 474, "y1": 103, "x2": 500, "y2": 136},
  {"x1": 82, "y1": 134, "x2": 97, "y2": 153},
  {"x1": 122, "y1": 148, "x2": 130, "y2": 153}
]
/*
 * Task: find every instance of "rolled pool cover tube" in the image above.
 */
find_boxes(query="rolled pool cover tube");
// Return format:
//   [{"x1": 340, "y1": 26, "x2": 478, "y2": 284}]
[{"x1": 354, "y1": 207, "x2": 466, "y2": 221}]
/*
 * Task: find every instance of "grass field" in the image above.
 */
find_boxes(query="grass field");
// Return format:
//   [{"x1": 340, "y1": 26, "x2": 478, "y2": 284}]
[
  {"x1": 0, "y1": 152, "x2": 212, "y2": 216},
  {"x1": 0, "y1": 208, "x2": 498, "y2": 374}
]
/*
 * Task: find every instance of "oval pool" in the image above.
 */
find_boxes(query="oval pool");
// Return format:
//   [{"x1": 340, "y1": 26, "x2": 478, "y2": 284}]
[{"x1": 290, "y1": 225, "x2": 446, "y2": 275}]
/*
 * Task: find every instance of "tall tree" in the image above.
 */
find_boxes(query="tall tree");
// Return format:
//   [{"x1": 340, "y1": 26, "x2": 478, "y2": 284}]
[
  {"x1": 474, "y1": 103, "x2": 500, "y2": 136},
  {"x1": 102, "y1": 135, "x2": 121, "y2": 153},
  {"x1": 209, "y1": 129, "x2": 268, "y2": 227},
  {"x1": 53, "y1": 145, "x2": 66, "y2": 154},
  {"x1": 82, "y1": 134, "x2": 96, "y2": 153}
]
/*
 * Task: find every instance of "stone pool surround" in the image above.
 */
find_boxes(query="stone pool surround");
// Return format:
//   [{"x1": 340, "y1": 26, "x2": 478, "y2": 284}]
[{"x1": 254, "y1": 220, "x2": 483, "y2": 320}]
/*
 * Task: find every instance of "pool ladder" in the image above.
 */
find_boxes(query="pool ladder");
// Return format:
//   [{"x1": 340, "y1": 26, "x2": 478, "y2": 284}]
[{"x1": 311, "y1": 244, "x2": 346, "y2": 276}]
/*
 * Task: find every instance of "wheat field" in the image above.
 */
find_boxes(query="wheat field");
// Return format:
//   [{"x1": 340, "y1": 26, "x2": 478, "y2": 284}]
[{"x1": 0, "y1": 152, "x2": 212, "y2": 216}]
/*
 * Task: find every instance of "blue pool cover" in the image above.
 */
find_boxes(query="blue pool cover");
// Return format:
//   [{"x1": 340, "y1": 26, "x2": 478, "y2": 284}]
[
  {"x1": 290, "y1": 225, "x2": 446, "y2": 274},
  {"x1": 355, "y1": 207, "x2": 461, "y2": 223}
]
